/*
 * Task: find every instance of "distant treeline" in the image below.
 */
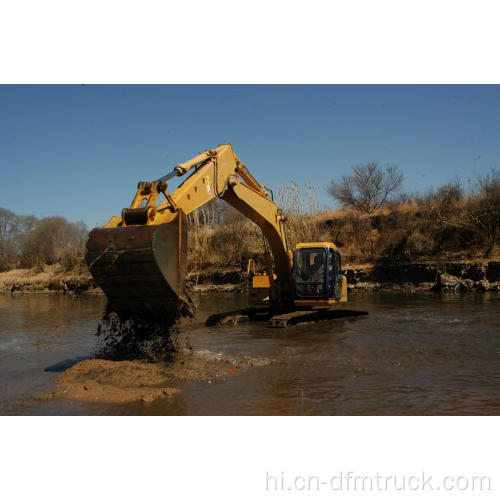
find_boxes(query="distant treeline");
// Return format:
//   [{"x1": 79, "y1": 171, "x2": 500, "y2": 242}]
[
  {"x1": 1, "y1": 166, "x2": 499, "y2": 274},
  {"x1": 0, "y1": 209, "x2": 87, "y2": 272}
]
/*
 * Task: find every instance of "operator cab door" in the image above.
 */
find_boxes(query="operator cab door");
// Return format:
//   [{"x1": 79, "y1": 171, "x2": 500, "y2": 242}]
[
  {"x1": 329, "y1": 248, "x2": 343, "y2": 301},
  {"x1": 294, "y1": 246, "x2": 344, "y2": 301},
  {"x1": 294, "y1": 247, "x2": 328, "y2": 299}
]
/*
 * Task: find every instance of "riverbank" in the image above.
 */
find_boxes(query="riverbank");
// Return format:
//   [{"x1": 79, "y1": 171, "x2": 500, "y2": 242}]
[
  {"x1": 344, "y1": 260, "x2": 500, "y2": 292},
  {"x1": 1, "y1": 260, "x2": 500, "y2": 295},
  {"x1": 187, "y1": 260, "x2": 500, "y2": 293},
  {"x1": 0, "y1": 266, "x2": 97, "y2": 295}
]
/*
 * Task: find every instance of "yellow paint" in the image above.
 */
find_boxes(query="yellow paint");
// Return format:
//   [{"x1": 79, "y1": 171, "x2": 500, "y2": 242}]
[
  {"x1": 90, "y1": 143, "x2": 347, "y2": 308},
  {"x1": 296, "y1": 241, "x2": 340, "y2": 251},
  {"x1": 252, "y1": 274, "x2": 271, "y2": 288}
]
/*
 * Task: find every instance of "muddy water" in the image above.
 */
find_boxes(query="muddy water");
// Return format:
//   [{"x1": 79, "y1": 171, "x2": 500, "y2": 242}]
[{"x1": 1, "y1": 292, "x2": 499, "y2": 415}]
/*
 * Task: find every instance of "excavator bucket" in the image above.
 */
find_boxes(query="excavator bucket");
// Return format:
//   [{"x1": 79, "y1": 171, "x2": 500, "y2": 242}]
[{"x1": 85, "y1": 211, "x2": 190, "y2": 316}]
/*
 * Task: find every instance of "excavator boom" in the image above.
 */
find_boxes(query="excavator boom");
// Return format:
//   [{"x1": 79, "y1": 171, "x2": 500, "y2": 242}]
[{"x1": 85, "y1": 144, "x2": 294, "y2": 316}]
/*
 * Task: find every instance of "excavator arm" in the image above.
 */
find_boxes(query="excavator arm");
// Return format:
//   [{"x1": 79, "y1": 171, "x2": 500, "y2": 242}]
[{"x1": 85, "y1": 144, "x2": 294, "y2": 315}]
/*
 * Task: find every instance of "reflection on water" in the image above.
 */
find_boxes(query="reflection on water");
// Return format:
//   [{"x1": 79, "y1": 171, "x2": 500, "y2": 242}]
[{"x1": 1, "y1": 291, "x2": 499, "y2": 415}]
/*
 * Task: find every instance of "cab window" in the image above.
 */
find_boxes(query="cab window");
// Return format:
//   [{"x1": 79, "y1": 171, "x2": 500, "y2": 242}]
[{"x1": 295, "y1": 248, "x2": 327, "y2": 298}]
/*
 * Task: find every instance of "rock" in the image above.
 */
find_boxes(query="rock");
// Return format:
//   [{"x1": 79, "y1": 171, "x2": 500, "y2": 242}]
[
  {"x1": 418, "y1": 282, "x2": 434, "y2": 291},
  {"x1": 475, "y1": 281, "x2": 489, "y2": 292},
  {"x1": 486, "y1": 262, "x2": 500, "y2": 282},
  {"x1": 462, "y1": 263, "x2": 486, "y2": 281},
  {"x1": 439, "y1": 273, "x2": 461, "y2": 289},
  {"x1": 372, "y1": 264, "x2": 437, "y2": 284},
  {"x1": 463, "y1": 279, "x2": 475, "y2": 289}
]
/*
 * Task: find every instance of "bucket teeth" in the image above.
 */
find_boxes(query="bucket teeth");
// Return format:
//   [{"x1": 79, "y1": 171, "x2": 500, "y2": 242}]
[{"x1": 85, "y1": 211, "x2": 190, "y2": 316}]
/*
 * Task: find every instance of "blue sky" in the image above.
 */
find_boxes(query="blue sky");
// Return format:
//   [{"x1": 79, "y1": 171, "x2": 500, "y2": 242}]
[{"x1": 1, "y1": 85, "x2": 499, "y2": 228}]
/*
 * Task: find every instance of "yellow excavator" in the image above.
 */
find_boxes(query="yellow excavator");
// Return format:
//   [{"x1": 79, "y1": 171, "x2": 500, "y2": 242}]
[{"x1": 85, "y1": 144, "x2": 351, "y2": 326}]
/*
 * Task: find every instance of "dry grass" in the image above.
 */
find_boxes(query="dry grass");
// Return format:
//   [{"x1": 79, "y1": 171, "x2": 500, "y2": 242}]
[
  {"x1": 187, "y1": 200, "x2": 262, "y2": 271},
  {"x1": 187, "y1": 176, "x2": 500, "y2": 270},
  {"x1": 0, "y1": 264, "x2": 92, "y2": 292},
  {"x1": 3, "y1": 173, "x2": 499, "y2": 279},
  {"x1": 186, "y1": 182, "x2": 325, "y2": 271}
]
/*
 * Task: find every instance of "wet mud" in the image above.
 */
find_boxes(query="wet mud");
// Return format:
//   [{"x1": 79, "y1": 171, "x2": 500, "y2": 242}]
[
  {"x1": 95, "y1": 310, "x2": 184, "y2": 361},
  {"x1": 46, "y1": 351, "x2": 245, "y2": 403},
  {"x1": 42, "y1": 284, "x2": 203, "y2": 403},
  {"x1": 95, "y1": 284, "x2": 197, "y2": 361}
]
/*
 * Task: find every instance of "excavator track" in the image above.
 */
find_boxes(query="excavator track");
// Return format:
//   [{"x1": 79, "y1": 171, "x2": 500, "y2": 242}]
[{"x1": 205, "y1": 307, "x2": 368, "y2": 328}]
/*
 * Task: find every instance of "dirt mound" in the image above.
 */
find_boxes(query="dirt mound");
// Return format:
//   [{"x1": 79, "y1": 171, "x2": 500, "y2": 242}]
[
  {"x1": 44, "y1": 352, "x2": 243, "y2": 404},
  {"x1": 51, "y1": 359, "x2": 179, "y2": 403}
]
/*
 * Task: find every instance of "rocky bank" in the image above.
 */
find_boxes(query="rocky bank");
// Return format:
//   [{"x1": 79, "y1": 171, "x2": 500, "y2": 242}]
[
  {"x1": 2, "y1": 261, "x2": 500, "y2": 295},
  {"x1": 185, "y1": 261, "x2": 500, "y2": 293}
]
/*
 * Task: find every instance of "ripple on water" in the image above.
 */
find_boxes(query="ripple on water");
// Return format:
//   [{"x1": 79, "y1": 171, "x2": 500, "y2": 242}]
[{"x1": 1, "y1": 292, "x2": 500, "y2": 415}]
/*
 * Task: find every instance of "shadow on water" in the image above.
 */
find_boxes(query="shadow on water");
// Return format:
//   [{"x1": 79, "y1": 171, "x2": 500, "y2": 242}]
[{"x1": 45, "y1": 356, "x2": 90, "y2": 372}]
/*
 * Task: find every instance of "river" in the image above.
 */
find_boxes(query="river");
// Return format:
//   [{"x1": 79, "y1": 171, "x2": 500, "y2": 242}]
[{"x1": 1, "y1": 291, "x2": 499, "y2": 415}]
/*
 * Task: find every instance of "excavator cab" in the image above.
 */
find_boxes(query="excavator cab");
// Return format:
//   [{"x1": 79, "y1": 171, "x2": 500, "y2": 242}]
[{"x1": 293, "y1": 242, "x2": 347, "y2": 307}]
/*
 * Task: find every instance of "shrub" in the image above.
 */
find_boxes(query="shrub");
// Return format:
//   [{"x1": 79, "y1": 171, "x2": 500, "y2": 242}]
[
  {"x1": 439, "y1": 169, "x2": 500, "y2": 256},
  {"x1": 327, "y1": 162, "x2": 403, "y2": 214},
  {"x1": 19, "y1": 217, "x2": 88, "y2": 269},
  {"x1": 0, "y1": 208, "x2": 88, "y2": 272}
]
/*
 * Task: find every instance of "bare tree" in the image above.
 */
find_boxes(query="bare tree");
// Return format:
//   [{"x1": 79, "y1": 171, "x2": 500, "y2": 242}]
[
  {"x1": 327, "y1": 162, "x2": 404, "y2": 214},
  {"x1": 20, "y1": 216, "x2": 88, "y2": 269},
  {"x1": 439, "y1": 168, "x2": 500, "y2": 256},
  {"x1": 0, "y1": 208, "x2": 18, "y2": 241},
  {"x1": 0, "y1": 208, "x2": 16, "y2": 270},
  {"x1": 0, "y1": 208, "x2": 38, "y2": 271}
]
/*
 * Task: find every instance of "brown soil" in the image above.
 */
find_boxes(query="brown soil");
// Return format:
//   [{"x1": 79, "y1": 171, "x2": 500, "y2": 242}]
[{"x1": 42, "y1": 351, "x2": 244, "y2": 404}]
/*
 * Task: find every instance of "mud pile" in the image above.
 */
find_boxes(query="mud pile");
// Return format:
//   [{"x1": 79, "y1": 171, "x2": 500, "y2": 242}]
[
  {"x1": 47, "y1": 352, "x2": 244, "y2": 403},
  {"x1": 38, "y1": 288, "x2": 204, "y2": 403},
  {"x1": 54, "y1": 359, "x2": 181, "y2": 403},
  {"x1": 40, "y1": 284, "x2": 262, "y2": 404}
]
